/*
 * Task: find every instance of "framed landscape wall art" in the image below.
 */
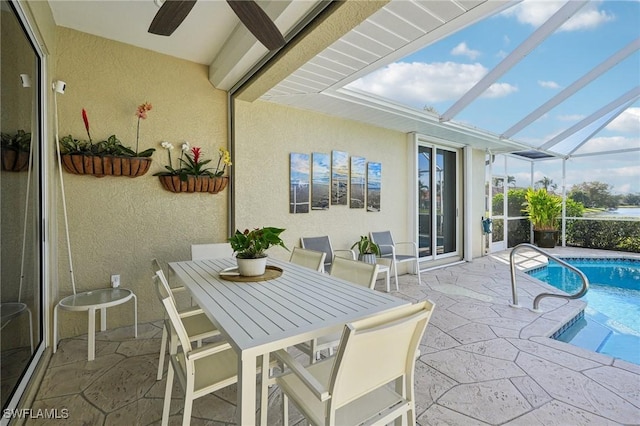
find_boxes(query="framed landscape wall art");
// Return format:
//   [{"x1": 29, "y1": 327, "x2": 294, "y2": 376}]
[
  {"x1": 367, "y1": 162, "x2": 381, "y2": 212},
  {"x1": 331, "y1": 150, "x2": 348, "y2": 205},
  {"x1": 289, "y1": 153, "x2": 309, "y2": 213},
  {"x1": 311, "y1": 152, "x2": 330, "y2": 210},
  {"x1": 350, "y1": 156, "x2": 365, "y2": 208}
]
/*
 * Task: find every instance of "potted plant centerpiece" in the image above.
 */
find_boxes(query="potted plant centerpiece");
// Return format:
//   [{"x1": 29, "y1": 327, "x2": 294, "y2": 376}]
[
  {"x1": 523, "y1": 187, "x2": 562, "y2": 248},
  {"x1": 59, "y1": 105, "x2": 155, "y2": 177},
  {"x1": 351, "y1": 235, "x2": 380, "y2": 264},
  {"x1": 1, "y1": 130, "x2": 31, "y2": 171},
  {"x1": 154, "y1": 142, "x2": 231, "y2": 193},
  {"x1": 228, "y1": 227, "x2": 288, "y2": 276}
]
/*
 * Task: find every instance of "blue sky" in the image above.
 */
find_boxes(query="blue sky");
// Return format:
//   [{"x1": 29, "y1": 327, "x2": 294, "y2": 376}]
[{"x1": 349, "y1": 0, "x2": 640, "y2": 194}]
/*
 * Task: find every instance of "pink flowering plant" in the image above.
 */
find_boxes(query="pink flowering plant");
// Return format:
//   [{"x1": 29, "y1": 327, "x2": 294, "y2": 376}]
[
  {"x1": 59, "y1": 104, "x2": 155, "y2": 157},
  {"x1": 154, "y1": 141, "x2": 231, "y2": 181}
]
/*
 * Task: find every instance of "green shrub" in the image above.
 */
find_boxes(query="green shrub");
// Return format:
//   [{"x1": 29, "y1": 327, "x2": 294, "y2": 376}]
[{"x1": 566, "y1": 220, "x2": 640, "y2": 253}]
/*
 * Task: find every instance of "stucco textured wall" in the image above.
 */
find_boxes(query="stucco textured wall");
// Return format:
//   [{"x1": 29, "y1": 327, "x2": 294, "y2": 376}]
[
  {"x1": 234, "y1": 99, "x2": 411, "y2": 261},
  {"x1": 54, "y1": 28, "x2": 228, "y2": 338}
]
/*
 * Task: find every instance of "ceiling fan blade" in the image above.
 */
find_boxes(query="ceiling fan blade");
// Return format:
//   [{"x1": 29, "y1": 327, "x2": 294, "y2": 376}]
[
  {"x1": 227, "y1": 0, "x2": 285, "y2": 50},
  {"x1": 149, "y1": 0, "x2": 197, "y2": 36}
]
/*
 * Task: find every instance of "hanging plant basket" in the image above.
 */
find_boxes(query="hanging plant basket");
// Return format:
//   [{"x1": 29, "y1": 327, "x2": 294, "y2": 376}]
[
  {"x1": 158, "y1": 175, "x2": 228, "y2": 194},
  {"x1": 1, "y1": 148, "x2": 30, "y2": 172},
  {"x1": 60, "y1": 153, "x2": 152, "y2": 178}
]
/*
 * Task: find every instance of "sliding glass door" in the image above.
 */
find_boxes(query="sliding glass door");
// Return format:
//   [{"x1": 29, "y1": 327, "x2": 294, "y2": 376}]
[
  {"x1": 1, "y1": 0, "x2": 44, "y2": 414},
  {"x1": 417, "y1": 142, "x2": 461, "y2": 263}
]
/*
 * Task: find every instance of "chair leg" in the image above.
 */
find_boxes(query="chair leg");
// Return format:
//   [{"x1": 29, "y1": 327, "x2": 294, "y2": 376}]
[
  {"x1": 182, "y1": 381, "x2": 194, "y2": 426},
  {"x1": 415, "y1": 260, "x2": 422, "y2": 285},
  {"x1": 161, "y1": 363, "x2": 174, "y2": 426},
  {"x1": 157, "y1": 326, "x2": 168, "y2": 380},
  {"x1": 392, "y1": 262, "x2": 399, "y2": 291},
  {"x1": 282, "y1": 393, "x2": 289, "y2": 426}
]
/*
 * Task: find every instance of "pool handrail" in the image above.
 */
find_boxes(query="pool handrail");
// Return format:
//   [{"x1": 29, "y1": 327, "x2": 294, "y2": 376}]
[{"x1": 509, "y1": 243, "x2": 589, "y2": 312}]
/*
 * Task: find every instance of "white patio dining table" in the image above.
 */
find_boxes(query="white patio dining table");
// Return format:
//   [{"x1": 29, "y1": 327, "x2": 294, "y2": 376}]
[{"x1": 168, "y1": 257, "x2": 409, "y2": 426}]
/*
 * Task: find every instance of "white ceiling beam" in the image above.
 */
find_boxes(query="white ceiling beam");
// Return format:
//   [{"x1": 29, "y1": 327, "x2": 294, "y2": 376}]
[
  {"x1": 440, "y1": 0, "x2": 589, "y2": 122},
  {"x1": 502, "y1": 38, "x2": 640, "y2": 139},
  {"x1": 539, "y1": 86, "x2": 640, "y2": 151}
]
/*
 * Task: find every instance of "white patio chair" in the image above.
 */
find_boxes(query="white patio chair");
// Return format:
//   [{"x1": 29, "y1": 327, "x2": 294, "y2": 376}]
[
  {"x1": 289, "y1": 247, "x2": 326, "y2": 272},
  {"x1": 158, "y1": 280, "x2": 275, "y2": 426},
  {"x1": 300, "y1": 236, "x2": 354, "y2": 273},
  {"x1": 296, "y1": 257, "x2": 379, "y2": 363},
  {"x1": 152, "y1": 259, "x2": 220, "y2": 381},
  {"x1": 370, "y1": 230, "x2": 422, "y2": 286},
  {"x1": 190, "y1": 243, "x2": 234, "y2": 260},
  {"x1": 272, "y1": 300, "x2": 435, "y2": 426}
]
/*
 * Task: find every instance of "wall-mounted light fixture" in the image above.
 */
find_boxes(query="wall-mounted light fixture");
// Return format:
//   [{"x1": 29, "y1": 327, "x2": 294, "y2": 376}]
[
  {"x1": 20, "y1": 74, "x2": 31, "y2": 88},
  {"x1": 52, "y1": 80, "x2": 66, "y2": 94}
]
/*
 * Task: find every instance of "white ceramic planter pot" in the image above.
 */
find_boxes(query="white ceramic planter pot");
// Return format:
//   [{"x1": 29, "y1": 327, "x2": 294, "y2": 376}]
[
  {"x1": 236, "y1": 256, "x2": 268, "y2": 276},
  {"x1": 358, "y1": 253, "x2": 377, "y2": 265}
]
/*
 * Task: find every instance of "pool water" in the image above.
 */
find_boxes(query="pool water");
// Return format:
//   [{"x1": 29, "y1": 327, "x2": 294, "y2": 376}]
[{"x1": 528, "y1": 258, "x2": 640, "y2": 365}]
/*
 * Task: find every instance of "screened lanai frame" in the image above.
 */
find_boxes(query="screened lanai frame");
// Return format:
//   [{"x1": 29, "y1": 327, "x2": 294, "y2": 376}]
[{"x1": 340, "y1": 0, "x2": 640, "y2": 164}]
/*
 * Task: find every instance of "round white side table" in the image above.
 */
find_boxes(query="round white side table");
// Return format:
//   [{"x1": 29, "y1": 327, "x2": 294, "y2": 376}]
[{"x1": 53, "y1": 288, "x2": 137, "y2": 361}]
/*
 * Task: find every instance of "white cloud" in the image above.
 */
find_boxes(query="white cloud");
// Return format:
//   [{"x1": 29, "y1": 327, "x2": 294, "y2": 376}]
[
  {"x1": 347, "y1": 61, "x2": 517, "y2": 108},
  {"x1": 557, "y1": 114, "x2": 585, "y2": 122},
  {"x1": 501, "y1": 0, "x2": 614, "y2": 31},
  {"x1": 451, "y1": 42, "x2": 481, "y2": 60},
  {"x1": 575, "y1": 135, "x2": 640, "y2": 155},
  {"x1": 496, "y1": 49, "x2": 508, "y2": 59},
  {"x1": 538, "y1": 80, "x2": 561, "y2": 89},
  {"x1": 606, "y1": 107, "x2": 640, "y2": 133}
]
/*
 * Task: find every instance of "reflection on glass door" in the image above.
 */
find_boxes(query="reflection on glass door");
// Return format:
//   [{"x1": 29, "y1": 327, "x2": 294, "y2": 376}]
[
  {"x1": 417, "y1": 144, "x2": 459, "y2": 261},
  {"x1": 491, "y1": 176, "x2": 506, "y2": 252},
  {"x1": 1, "y1": 0, "x2": 43, "y2": 412},
  {"x1": 418, "y1": 146, "x2": 432, "y2": 257}
]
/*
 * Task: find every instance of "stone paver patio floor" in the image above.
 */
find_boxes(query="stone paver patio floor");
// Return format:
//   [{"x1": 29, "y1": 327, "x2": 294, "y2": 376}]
[{"x1": 27, "y1": 248, "x2": 639, "y2": 425}]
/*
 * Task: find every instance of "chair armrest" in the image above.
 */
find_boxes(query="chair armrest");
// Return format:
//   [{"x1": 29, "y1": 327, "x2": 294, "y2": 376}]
[
  {"x1": 273, "y1": 349, "x2": 330, "y2": 401},
  {"x1": 376, "y1": 244, "x2": 397, "y2": 259},
  {"x1": 178, "y1": 306, "x2": 205, "y2": 318},
  {"x1": 170, "y1": 286, "x2": 187, "y2": 294},
  {"x1": 187, "y1": 341, "x2": 232, "y2": 361},
  {"x1": 334, "y1": 249, "x2": 356, "y2": 260},
  {"x1": 394, "y1": 241, "x2": 418, "y2": 255}
]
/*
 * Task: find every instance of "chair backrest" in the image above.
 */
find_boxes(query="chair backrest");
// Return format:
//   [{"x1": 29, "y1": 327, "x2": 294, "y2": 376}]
[
  {"x1": 370, "y1": 231, "x2": 395, "y2": 257},
  {"x1": 289, "y1": 247, "x2": 326, "y2": 272},
  {"x1": 330, "y1": 256, "x2": 379, "y2": 289},
  {"x1": 328, "y1": 300, "x2": 435, "y2": 411},
  {"x1": 160, "y1": 291, "x2": 193, "y2": 354},
  {"x1": 152, "y1": 259, "x2": 176, "y2": 305},
  {"x1": 191, "y1": 243, "x2": 234, "y2": 260},
  {"x1": 300, "y1": 236, "x2": 333, "y2": 270},
  {"x1": 152, "y1": 274, "x2": 172, "y2": 305}
]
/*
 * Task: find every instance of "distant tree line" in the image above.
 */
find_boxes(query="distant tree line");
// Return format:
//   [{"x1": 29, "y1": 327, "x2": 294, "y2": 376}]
[{"x1": 491, "y1": 178, "x2": 639, "y2": 252}]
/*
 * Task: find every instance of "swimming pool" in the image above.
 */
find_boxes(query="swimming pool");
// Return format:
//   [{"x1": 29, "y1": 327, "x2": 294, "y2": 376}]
[{"x1": 528, "y1": 257, "x2": 640, "y2": 365}]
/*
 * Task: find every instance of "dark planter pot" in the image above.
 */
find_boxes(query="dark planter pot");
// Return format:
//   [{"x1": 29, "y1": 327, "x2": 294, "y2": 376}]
[
  {"x1": 60, "y1": 154, "x2": 152, "y2": 177},
  {"x1": 534, "y1": 230, "x2": 558, "y2": 248},
  {"x1": 1, "y1": 148, "x2": 29, "y2": 172},
  {"x1": 158, "y1": 175, "x2": 229, "y2": 194}
]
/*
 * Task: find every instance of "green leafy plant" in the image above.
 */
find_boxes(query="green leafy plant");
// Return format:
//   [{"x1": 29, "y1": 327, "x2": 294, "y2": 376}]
[
  {"x1": 228, "y1": 227, "x2": 288, "y2": 259},
  {"x1": 1, "y1": 130, "x2": 31, "y2": 152},
  {"x1": 351, "y1": 235, "x2": 380, "y2": 256},
  {"x1": 154, "y1": 142, "x2": 231, "y2": 181},
  {"x1": 58, "y1": 107, "x2": 155, "y2": 157},
  {"x1": 523, "y1": 188, "x2": 562, "y2": 231}
]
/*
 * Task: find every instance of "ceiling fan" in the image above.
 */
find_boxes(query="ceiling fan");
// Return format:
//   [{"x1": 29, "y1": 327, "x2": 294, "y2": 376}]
[{"x1": 148, "y1": 0, "x2": 286, "y2": 50}]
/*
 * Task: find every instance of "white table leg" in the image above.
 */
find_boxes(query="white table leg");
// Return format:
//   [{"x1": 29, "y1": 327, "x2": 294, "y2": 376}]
[
  {"x1": 238, "y1": 353, "x2": 257, "y2": 426},
  {"x1": 88, "y1": 307, "x2": 96, "y2": 361},
  {"x1": 53, "y1": 304, "x2": 59, "y2": 353},
  {"x1": 100, "y1": 307, "x2": 107, "y2": 332}
]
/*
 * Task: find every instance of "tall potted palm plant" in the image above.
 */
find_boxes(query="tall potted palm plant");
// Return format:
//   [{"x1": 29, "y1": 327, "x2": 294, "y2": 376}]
[{"x1": 523, "y1": 188, "x2": 562, "y2": 248}]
